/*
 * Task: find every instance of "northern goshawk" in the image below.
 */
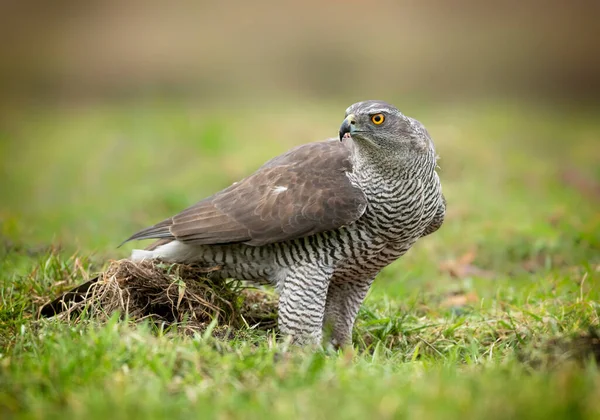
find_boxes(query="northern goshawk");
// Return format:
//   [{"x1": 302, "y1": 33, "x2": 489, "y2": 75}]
[{"x1": 43, "y1": 100, "x2": 445, "y2": 347}]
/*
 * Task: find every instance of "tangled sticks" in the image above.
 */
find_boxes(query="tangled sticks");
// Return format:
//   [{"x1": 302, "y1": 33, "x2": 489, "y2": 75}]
[{"x1": 39, "y1": 259, "x2": 278, "y2": 334}]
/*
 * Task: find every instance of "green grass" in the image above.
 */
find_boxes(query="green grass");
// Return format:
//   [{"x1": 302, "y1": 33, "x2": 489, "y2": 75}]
[{"x1": 1, "y1": 99, "x2": 599, "y2": 419}]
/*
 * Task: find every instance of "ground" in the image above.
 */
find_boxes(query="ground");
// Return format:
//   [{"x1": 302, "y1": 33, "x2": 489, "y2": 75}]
[{"x1": 1, "y1": 99, "x2": 599, "y2": 419}]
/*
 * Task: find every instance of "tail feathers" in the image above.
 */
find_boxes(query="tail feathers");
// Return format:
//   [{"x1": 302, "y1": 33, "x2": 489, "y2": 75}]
[
  {"x1": 130, "y1": 249, "x2": 156, "y2": 261},
  {"x1": 39, "y1": 277, "x2": 99, "y2": 318},
  {"x1": 118, "y1": 219, "x2": 174, "y2": 247}
]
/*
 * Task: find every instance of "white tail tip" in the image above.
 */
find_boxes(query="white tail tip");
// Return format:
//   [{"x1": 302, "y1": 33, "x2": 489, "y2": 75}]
[{"x1": 130, "y1": 249, "x2": 155, "y2": 262}]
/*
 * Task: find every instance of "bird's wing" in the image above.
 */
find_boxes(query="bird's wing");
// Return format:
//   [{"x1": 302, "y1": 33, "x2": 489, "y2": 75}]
[
  {"x1": 123, "y1": 139, "x2": 368, "y2": 247},
  {"x1": 421, "y1": 193, "x2": 446, "y2": 237}
]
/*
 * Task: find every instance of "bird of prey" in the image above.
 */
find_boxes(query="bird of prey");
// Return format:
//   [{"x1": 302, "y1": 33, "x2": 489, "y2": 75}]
[{"x1": 43, "y1": 100, "x2": 445, "y2": 348}]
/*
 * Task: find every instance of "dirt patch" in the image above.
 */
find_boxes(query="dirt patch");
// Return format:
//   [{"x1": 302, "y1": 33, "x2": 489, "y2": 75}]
[
  {"x1": 518, "y1": 327, "x2": 600, "y2": 368},
  {"x1": 42, "y1": 259, "x2": 278, "y2": 335}
]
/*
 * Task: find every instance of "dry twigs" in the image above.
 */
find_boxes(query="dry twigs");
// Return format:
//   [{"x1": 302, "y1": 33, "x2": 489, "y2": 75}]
[{"x1": 46, "y1": 259, "x2": 278, "y2": 334}]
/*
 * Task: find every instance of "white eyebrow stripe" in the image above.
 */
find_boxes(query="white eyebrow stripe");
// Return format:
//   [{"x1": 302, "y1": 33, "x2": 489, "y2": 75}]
[
  {"x1": 366, "y1": 107, "x2": 401, "y2": 116},
  {"x1": 367, "y1": 108, "x2": 387, "y2": 114},
  {"x1": 345, "y1": 101, "x2": 402, "y2": 117}
]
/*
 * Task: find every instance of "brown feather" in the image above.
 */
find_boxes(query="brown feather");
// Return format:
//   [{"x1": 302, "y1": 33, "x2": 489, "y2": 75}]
[{"x1": 123, "y1": 139, "x2": 367, "y2": 247}]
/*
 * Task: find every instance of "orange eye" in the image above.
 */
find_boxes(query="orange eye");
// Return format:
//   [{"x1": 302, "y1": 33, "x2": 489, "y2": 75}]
[{"x1": 371, "y1": 113, "x2": 385, "y2": 125}]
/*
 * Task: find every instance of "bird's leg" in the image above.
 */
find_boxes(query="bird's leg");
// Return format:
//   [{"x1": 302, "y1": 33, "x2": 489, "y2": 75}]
[
  {"x1": 278, "y1": 264, "x2": 333, "y2": 347},
  {"x1": 323, "y1": 276, "x2": 375, "y2": 349}
]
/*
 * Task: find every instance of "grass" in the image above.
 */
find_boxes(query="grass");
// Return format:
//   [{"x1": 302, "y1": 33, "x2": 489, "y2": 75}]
[{"x1": 1, "y1": 98, "x2": 599, "y2": 419}]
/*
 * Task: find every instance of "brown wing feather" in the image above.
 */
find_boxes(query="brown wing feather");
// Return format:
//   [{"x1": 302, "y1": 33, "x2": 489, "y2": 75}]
[{"x1": 123, "y1": 139, "x2": 367, "y2": 247}]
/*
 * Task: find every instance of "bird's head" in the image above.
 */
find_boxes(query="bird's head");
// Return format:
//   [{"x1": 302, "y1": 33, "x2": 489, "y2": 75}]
[{"x1": 339, "y1": 100, "x2": 433, "y2": 156}]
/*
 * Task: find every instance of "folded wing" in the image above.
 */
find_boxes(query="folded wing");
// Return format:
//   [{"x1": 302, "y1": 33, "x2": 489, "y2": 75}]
[{"x1": 123, "y1": 139, "x2": 368, "y2": 247}]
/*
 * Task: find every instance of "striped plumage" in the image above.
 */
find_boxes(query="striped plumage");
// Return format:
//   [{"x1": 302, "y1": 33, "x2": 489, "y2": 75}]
[
  {"x1": 43, "y1": 100, "x2": 445, "y2": 347},
  {"x1": 126, "y1": 100, "x2": 445, "y2": 347}
]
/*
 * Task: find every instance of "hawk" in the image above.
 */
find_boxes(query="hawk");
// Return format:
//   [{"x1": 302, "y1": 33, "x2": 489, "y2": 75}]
[{"x1": 43, "y1": 100, "x2": 445, "y2": 348}]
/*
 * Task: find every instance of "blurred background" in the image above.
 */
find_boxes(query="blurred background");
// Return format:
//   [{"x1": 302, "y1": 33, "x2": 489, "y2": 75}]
[
  {"x1": 1, "y1": 0, "x2": 599, "y2": 105},
  {"x1": 0, "y1": 0, "x2": 598, "y2": 271}
]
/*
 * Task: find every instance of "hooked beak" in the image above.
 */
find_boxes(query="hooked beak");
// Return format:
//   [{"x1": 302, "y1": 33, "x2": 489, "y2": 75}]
[{"x1": 339, "y1": 114, "x2": 356, "y2": 141}]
